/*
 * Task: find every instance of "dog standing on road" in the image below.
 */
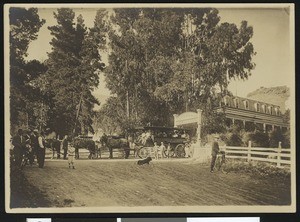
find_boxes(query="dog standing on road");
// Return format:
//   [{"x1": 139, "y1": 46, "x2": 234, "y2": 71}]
[{"x1": 137, "y1": 156, "x2": 152, "y2": 165}]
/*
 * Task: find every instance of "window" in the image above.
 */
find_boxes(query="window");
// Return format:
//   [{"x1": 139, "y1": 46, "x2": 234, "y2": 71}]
[
  {"x1": 275, "y1": 107, "x2": 280, "y2": 115},
  {"x1": 223, "y1": 97, "x2": 229, "y2": 106},
  {"x1": 255, "y1": 103, "x2": 260, "y2": 112},
  {"x1": 243, "y1": 100, "x2": 249, "y2": 109},
  {"x1": 234, "y1": 98, "x2": 239, "y2": 108},
  {"x1": 262, "y1": 104, "x2": 267, "y2": 113},
  {"x1": 269, "y1": 106, "x2": 273, "y2": 115}
]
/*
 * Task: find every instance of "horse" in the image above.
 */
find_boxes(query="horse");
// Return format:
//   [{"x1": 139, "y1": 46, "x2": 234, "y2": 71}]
[{"x1": 45, "y1": 130, "x2": 62, "y2": 159}]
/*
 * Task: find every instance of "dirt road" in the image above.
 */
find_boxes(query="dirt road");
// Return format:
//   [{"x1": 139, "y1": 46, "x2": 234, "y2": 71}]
[{"x1": 11, "y1": 159, "x2": 291, "y2": 208}]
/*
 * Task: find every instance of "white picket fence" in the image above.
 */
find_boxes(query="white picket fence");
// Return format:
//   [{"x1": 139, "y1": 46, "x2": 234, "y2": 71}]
[{"x1": 221, "y1": 141, "x2": 291, "y2": 168}]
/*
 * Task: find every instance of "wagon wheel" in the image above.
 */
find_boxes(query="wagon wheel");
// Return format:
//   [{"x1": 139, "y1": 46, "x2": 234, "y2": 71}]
[
  {"x1": 175, "y1": 144, "x2": 185, "y2": 158},
  {"x1": 163, "y1": 147, "x2": 175, "y2": 158},
  {"x1": 137, "y1": 147, "x2": 150, "y2": 159}
]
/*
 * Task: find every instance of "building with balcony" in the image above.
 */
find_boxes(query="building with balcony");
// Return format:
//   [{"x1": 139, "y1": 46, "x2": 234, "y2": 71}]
[
  {"x1": 216, "y1": 95, "x2": 289, "y2": 132},
  {"x1": 173, "y1": 95, "x2": 289, "y2": 142}
]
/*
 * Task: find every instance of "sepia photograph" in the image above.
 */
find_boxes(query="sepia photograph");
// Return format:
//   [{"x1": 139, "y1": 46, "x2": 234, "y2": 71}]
[{"x1": 4, "y1": 3, "x2": 295, "y2": 213}]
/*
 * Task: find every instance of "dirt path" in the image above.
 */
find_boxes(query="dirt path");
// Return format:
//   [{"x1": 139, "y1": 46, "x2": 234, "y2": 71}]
[{"x1": 12, "y1": 159, "x2": 290, "y2": 208}]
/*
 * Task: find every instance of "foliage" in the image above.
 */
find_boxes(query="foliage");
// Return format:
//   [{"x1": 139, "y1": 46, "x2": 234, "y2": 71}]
[
  {"x1": 9, "y1": 7, "x2": 256, "y2": 139},
  {"x1": 100, "y1": 8, "x2": 255, "y2": 135},
  {"x1": 242, "y1": 131, "x2": 269, "y2": 147},
  {"x1": 282, "y1": 109, "x2": 290, "y2": 125},
  {"x1": 220, "y1": 132, "x2": 243, "y2": 146},
  {"x1": 220, "y1": 125, "x2": 244, "y2": 146},
  {"x1": 220, "y1": 125, "x2": 291, "y2": 148},
  {"x1": 44, "y1": 8, "x2": 108, "y2": 136},
  {"x1": 9, "y1": 7, "x2": 45, "y2": 134},
  {"x1": 222, "y1": 160, "x2": 290, "y2": 179},
  {"x1": 94, "y1": 96, "x2": 127, "y2": 134},
  {"x1": 269, "y1": 128, "x2": 290, "y2": 148}
]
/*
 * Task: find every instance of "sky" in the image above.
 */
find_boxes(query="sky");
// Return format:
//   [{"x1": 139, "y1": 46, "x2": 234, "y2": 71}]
[{"x1": 25, "y1": 5, "x2": 294, "y2": 108}]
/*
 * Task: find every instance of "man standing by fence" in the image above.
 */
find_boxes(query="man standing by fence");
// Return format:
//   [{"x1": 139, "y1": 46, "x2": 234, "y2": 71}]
[{"x1": 210, "y1": 135, "x2": 220, "y2": 173}]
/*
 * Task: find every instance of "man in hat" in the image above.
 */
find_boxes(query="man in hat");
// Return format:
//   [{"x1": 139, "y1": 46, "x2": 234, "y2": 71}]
[
  {"x1": 12, "y1": 128, "x2": 25, "y2": 167},
  {"x1": 210, "y1": 135, "x2": 220, "y2": 173}
]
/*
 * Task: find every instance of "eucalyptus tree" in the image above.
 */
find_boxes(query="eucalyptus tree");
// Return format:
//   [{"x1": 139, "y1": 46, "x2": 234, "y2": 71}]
[{"x1": 103, "y1": 7, "x2": 255, "y2": 133}]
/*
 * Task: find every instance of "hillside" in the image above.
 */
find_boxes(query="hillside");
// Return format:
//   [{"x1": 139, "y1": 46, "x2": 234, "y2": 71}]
[{"x1": 246, "y1": 86, "x2": 290, "y2": 112}]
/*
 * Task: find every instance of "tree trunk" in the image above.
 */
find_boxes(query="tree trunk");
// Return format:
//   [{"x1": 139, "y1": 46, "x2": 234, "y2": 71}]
[
  {"x1": 126, "y1": 90, "x2": 130, "y2": 119},
  {"x1": 73, "y1": 93, "x2": 83, "y2": 133}
]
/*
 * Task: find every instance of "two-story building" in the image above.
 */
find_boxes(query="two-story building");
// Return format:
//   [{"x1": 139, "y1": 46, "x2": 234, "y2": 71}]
[
  {"x1": 215, "y1": 95, "x2": 289, "y2": 132},
  {"x1": 173, "y1": 95, "x2": 289, "y2": 142}
]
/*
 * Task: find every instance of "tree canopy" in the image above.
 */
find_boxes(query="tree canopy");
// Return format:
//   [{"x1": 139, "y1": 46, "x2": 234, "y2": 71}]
[
  {"x1": 101, "y1": 8, "x2": 256, "y2": 134},
  {"x1": 9, "y1": 7, "x2": 45, "y2": 134},
  {"x1": 44, "y1": 8, "x2": 108, "y2": 136},
  {"x1": 9, "y1": 7, "x2": 256, "y2": 138}
]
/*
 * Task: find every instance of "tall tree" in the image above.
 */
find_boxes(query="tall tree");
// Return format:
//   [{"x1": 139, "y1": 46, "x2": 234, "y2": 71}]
[
  {"x1": 9, "y1": 7, "x2": 45, "y2": 134},
  {"x1": 102, "y1": 8, "x2": 255, "y2": 135},
  {"x1": 45, "y1": 8, "x2": 107, "y2": 136}
]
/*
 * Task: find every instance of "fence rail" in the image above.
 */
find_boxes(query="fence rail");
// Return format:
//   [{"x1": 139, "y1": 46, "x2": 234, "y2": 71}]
[{"x1": 220, "y1": 141, "x2": 291, "y2": 168}]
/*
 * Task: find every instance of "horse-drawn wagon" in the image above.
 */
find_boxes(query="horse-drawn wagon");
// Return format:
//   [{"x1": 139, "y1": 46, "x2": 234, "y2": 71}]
[{"x1": 128, "y1": 126, "x2": 192, "y2": 159}]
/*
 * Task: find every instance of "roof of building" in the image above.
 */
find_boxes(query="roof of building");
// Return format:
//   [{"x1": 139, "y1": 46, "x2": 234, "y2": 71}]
[{"x1": 221, "y1": 95, "x2": 281, "y2": 116}]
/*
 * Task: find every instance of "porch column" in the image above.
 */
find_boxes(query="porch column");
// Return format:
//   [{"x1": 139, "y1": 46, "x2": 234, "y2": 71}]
[
  {"x1": 263, "y1": 123, "x2": 266, "y2": 133},
  {"x1": 173, "y1": 114, "x2": 178, "y2": 127}
]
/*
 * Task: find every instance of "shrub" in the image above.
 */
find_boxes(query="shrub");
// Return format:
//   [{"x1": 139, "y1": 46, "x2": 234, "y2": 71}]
[
  {"x1": 223, "y1": 160, "x2": 290, "y2": 179},
  {"x1": 220, "y1": 125, "x2": 244, "y2": 146},
  {"x1": 221, "y1": 132, "x2": 243, "y2": 146},
  {"x1": 242, "y1": 131, "x2": 269, "y2": 147},
  {"x1": 269, "y1": 128, "x2": 290, "y2": 148}
]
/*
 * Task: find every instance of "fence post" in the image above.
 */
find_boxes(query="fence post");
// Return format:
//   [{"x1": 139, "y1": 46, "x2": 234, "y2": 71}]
[
  {"x1": 247, "y1": 141, "x2": 252, "y2": 162},
  {"x1": 277, "y1": 141, "x2": 282, "y2": 167}
]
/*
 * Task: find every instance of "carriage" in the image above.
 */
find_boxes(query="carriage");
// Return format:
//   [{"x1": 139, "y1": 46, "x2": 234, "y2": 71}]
[{"x1": 128, "y1": 126, "x2": 192, "y2": 159}]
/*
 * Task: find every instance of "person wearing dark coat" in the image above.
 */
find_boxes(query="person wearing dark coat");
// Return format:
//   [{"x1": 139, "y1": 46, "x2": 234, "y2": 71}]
[
  {"x1": 37, "y1": 131, "x2": 46, "y2": 168},
  {"x1": 62, "y1": 135, "x2": 69, "y2": 160},
  {"x1": 100, "y1": 133, "x2": 110, "y2": 158},
  {"x1": 210, "y1": 136, "x2": 220, "y2": 173},
  {"x1": 12, "y1": 129, "x2": 25, "y2": 167},
  {"x1": 30, "y1": 129, "x2": 39, "y2": 164}
]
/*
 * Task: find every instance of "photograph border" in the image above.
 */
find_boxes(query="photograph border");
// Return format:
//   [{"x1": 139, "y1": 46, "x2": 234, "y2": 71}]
[{"x1": 4, "y1": 2, "x2": 296, "y2": 214}]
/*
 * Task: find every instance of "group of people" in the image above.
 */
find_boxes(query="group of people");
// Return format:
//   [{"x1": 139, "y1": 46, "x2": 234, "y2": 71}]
[
  {"x1": 152, "y1": 141, "x2": 166, "y2": 159},
  {"x1": 12, "y1": 128, "x2": 223, "y2": 172},
  {"x1": 11, "y1": 129, "x2": 76, "y2": 169},
  {"x1": 11, "y1": 128, "x2": 46, "y2": 168}
]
